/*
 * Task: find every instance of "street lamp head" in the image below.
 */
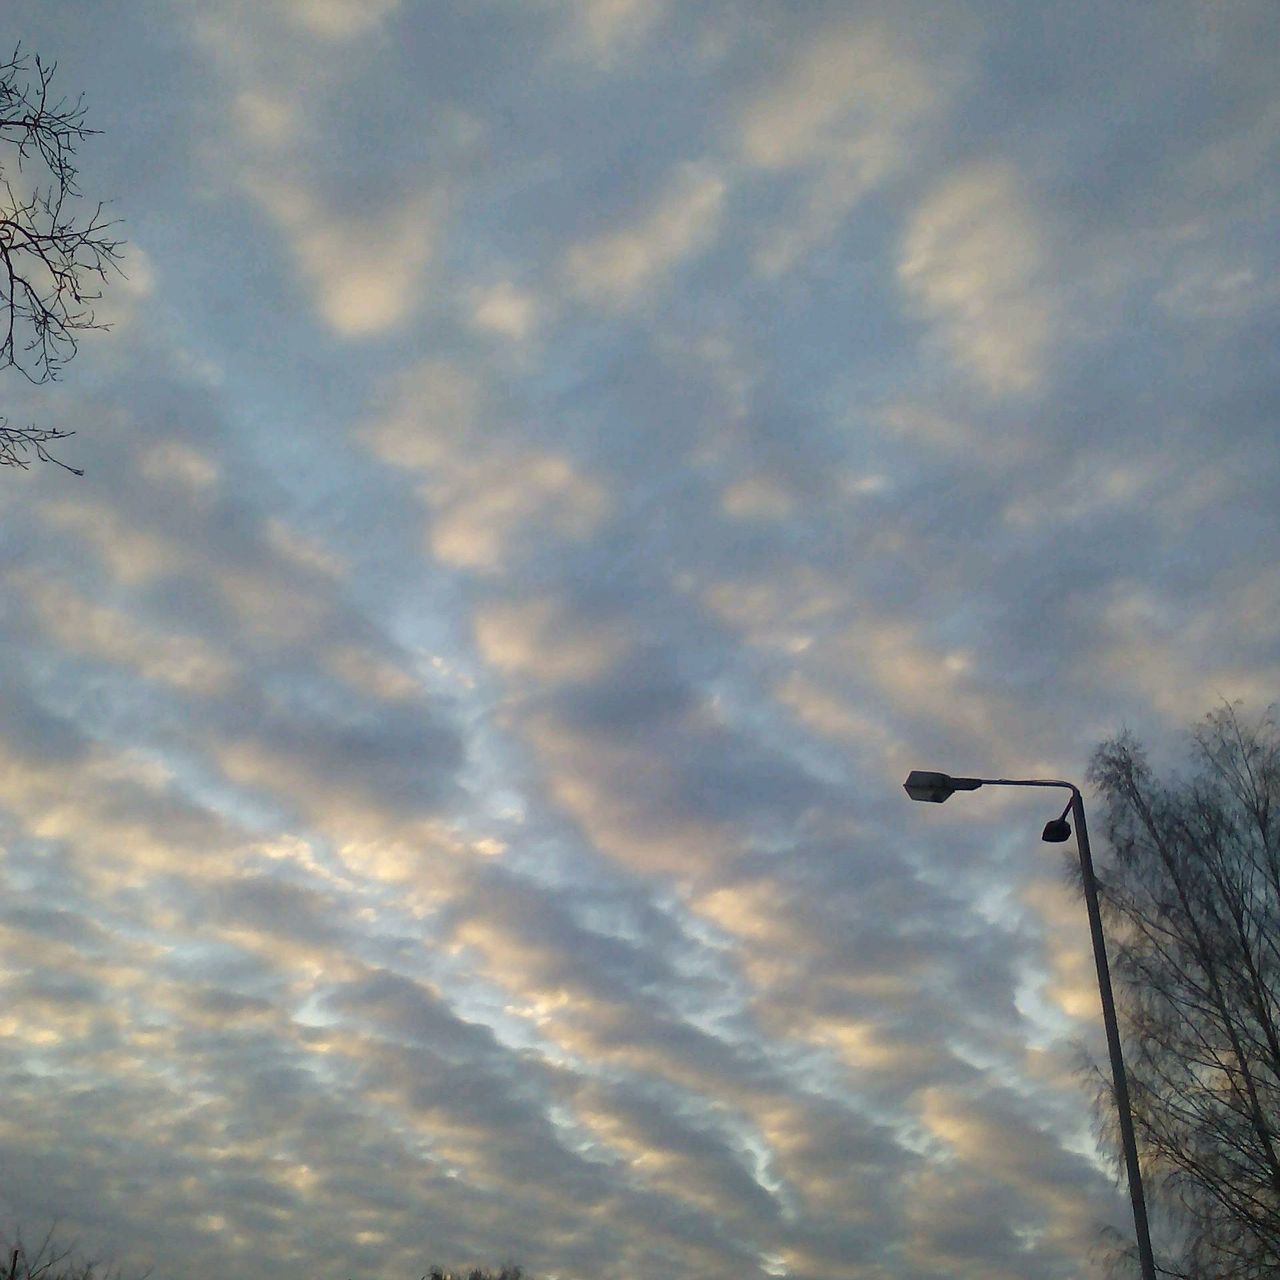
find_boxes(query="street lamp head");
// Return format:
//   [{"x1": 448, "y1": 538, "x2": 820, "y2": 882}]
[
  {"x1": 1042, "y1": 797, "x2": 1074, "y2": 843},
  {"x1": 903, "y1": 770, "x2": 955, "y2": 802},
  {"x1": 903, "y1": 770, "x2": 983, "y2": 803}
]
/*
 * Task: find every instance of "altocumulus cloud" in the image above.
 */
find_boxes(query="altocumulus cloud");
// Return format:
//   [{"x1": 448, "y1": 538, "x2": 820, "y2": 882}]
[{"x1": 1, "y1": 2, "x2": 1278, "y2": 1279}]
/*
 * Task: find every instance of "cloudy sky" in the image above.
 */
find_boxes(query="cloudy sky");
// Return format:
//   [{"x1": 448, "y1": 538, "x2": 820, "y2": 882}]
[{"x1": 1, "y1": 2, "x2": 1278, "y2": 1278}]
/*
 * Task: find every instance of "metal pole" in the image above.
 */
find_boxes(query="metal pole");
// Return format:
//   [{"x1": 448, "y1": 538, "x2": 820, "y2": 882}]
[
  {"x1": 1070, "y1": 790, "x2": 1158, "y2": 1280},
  {"x1": 907, "y1": 773, "x2": 1160, "y2": 1272}
]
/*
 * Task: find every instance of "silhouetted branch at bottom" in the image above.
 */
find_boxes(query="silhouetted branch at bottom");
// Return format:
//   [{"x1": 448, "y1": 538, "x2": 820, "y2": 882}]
[
  {"x1": 420, "y1": 1267, "x2": 522, "y2": 1280},
  {"x1": 2, "y1": 1225, "x2": 141, "y2": 1280},
  {"x1": 3, "y1": 1224, "x2": 524, "y2": 1280}
]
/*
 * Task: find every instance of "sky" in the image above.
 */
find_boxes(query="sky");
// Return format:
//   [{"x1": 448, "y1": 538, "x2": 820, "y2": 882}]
[{"x1": 1, "y1": 3, "x2": 1278, "y2": 1278}]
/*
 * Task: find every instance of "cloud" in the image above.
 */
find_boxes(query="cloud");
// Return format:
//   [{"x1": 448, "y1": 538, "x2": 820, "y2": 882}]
[
  {"x1": 562, "y1": 0, "x2": 667, "y2": 62},
  {"x1": 362, "y1": 359, "x2": 609, "y2": 572},
  {"x1": 906, "y1": 1084, "x2": 1116, "y2": 1276},
  {"x1": 466, "y1": 281, "x2": 541, "y2": 342},
  {"x1": 13, "y1": 571, "x2": 235, "y2": 695},
  {"x1": 1087, "y1": 578, "x2": 1280, "y2": 723},
  {"x1": 193, "y1": 0, "x2": 448, "y2": 337},
  {"x1": 286, "y1": 0, "x2": 402, "y2": 39},
  {"x1": 38, "y1": 496, "x2": 190, "y2": 585},
  {"x1": 3, "y1": 4, "x2": 1279, "y2": 1279},
  {"x1": 739, "y1": 21, "x2": 946, "y2": 274},
  {"x1": 216, "y1": 680, "x2": 465, "y2": 827},
  {"x1": 251, "y1": 177, "x2": 442, "y2": 336},
  {"x1": 899, "y1": 162, "x2": 1052, "y2": 394},
  {"x1": 564, "y1": 162, "x2": 725, "y2": 303},
  {"x1": 473, "y1": 594, "x2": 627, "y2": 683},
  {"x1": 430, "y1": 452, "x2": 607, "y2": 571}
]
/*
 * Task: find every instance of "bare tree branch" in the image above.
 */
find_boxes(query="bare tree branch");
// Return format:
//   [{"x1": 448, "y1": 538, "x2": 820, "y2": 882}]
[
  {"x1": 1089, "y1": 703, "x2": 1280, "y2": 1279},
  {"x1": 1, "y1": 44, "x2": 122, "y2": 471},
  {"x1": 0, "y1": 413, "x2": 82, "y2": 473}
]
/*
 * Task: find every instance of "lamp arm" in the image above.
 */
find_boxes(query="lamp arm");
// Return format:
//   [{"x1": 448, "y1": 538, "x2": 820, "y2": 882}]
[{"x1": 976, "y1": 778, "x2": 1079, "y2": 794}]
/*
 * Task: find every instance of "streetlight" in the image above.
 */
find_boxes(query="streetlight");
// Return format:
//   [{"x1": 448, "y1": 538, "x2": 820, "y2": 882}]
[{"x1": 903, "y1": 770, "x2": 1156, "y2": 1280}]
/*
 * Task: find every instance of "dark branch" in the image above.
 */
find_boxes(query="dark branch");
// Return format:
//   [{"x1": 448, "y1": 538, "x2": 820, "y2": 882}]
[{"x1": 1, "y1": 44, "x2": 122, "y2": 472}]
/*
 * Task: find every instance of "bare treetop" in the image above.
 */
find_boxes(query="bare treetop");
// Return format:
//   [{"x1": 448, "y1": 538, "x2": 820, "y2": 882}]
[
  {"x1": 1, "y1": 44, "x2": 123, "y2": 472},
  {"x1": 1089, "y1": 703, "x2": 1280, "y2": 1279}
]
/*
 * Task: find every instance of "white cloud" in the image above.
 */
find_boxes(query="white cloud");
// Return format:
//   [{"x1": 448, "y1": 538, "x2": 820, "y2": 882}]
[
  {"x1": 140, "y1": 442, "x2": 221, "y2": 496},
  {"x1": 194, "y1": 1, "x2": 444, "y2": 338},
  {"x1": 286, "y1": 0, "x2": 401, "y2": 39},
  {"x1": 720, "y1": 475, "x2": 794, "y2": 521},
  {"x1": 473, "y1": 595, "x2": 625, "y2": 683},
  {"x1": 741, "y1": 25, "x2": 934, "y2": 171},
  {"x1": 13, "y1": 572, "x2": 234, "y2": 695},
  {"x1": 232, "y1": 90, "x2": 301, "y2": 149},
  {"x1": 253, "y1": 178, "x2": 441, "y2": 337},
  {"x1": 564, "y1": 162, "x2": 725, "y2": 303},
  {"x1": 876, "y1": 399, "x2": 981, "y2": 452},
  {"x1": 40, "y1": 499, "x2": 186, "y2": 586},
  {"x1": 362, "y1": 359, "x2": 608, "y2": 572},
  {"x1": 515, "y1": 706, "x2": 740, "y2": 880},
  {"x1": 362, "y1": 359, "x2": 484, "y2": 470},
  {"x1": 466, "y1": 281, "x2": 541, "y2": 342},
  {"x1": 740, "y1": 23, "x2": 945, "y2": 274},
  {"x1": 265, "y1": 518, "x2": 347, "y2": 579},
  {"x1": 898, "y1": 163, "x2": 1052, "y2": 394},
  {"x1": 1020, "y1": 878, "x2": 1101, "y2": 1023},
  {"x1": 428, "y1": 452, "x2": 607, "y2": 571},
  {"x1": 212, "y1": 562, "x2": 333, "y2": 645},
  {"x1": 1157, "y1": 255, "x2": 1280, "y2": 320},
  {"x1": 1089, "y1": 580, "x2": 1280, "y2": 723},
  {"x1": 323, "y1": 644, "x2": 420, "y2": 702},
  {"x1": 556, "y1": 0, "x2": 667, "y2": 64}
]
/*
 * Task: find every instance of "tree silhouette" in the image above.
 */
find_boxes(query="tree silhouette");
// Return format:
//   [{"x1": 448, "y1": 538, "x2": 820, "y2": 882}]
[
  {"x1": 1089, "y1": 703, "x2": 1280, "y2": 1278},
  {"x1": 423, "y1": 1269, "x2": 522, "y2": 1280},
  {"x1": 1, "y1": 45, "x2": 122, "y2": 473}
]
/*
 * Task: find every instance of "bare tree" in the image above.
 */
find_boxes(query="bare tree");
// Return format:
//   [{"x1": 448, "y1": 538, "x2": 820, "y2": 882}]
[
  {"x1": 1, "y1": 45, "x2": 122, "y2": 473},
  {"x1": 1088, "y1": 703, "x2": 1280, "y2": 1278},
  {"x1": 423, "y1": 1269, "x2": 523, "y2": 1280},
  {"x1": 1, "y1": 1225, "x2": 133, "y2": 1280}
]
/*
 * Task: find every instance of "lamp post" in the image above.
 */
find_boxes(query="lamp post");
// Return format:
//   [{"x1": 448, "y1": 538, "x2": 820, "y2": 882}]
[{"x1": 903, "y1": 771, "x2": 1156, "y2": 1280}]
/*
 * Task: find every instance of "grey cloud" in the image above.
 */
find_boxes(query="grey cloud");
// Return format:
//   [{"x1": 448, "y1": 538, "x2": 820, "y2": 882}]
[
  {"x1": 223, "y1": 669, "x2": 466, "y2": 814},
  {"x1": 0, "y1": 903, "x2": 112, "y2": 950},
  {"x1": 205, "y1": 873, "x2": 347, "y2": 948},
  {"x1": 553, "y1": 643, "x2": 698, "y2": 733},
  {"x1": 0, "y1": 682, "x2": 92, "y2": 768},
  {"x1": 445, "y1": 871, "x2": 682, "y2": 1000},
  {"x1": 326, "y1": 966, "x2": 506, "y2": 1057},
  {"x1": 188, "y1": 985, "x2": 276, "y2": 1018}
]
